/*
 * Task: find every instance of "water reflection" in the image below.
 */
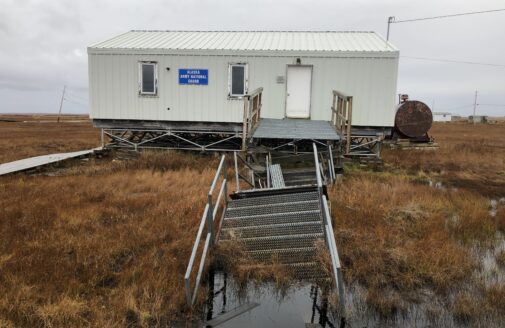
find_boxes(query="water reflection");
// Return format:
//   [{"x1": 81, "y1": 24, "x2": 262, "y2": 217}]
[{"x1": 204, "y1": 270, "x2": 341, "y2": 327}]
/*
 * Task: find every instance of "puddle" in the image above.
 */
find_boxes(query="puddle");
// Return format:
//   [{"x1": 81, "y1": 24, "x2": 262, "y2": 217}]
[
  {"x1": 489, "y1": 198, "x2": 505, "y2": 217},
  {"x1": 473, "y1": 232, "x2": 505, "y2": 287},
  {"x1": 415, "y1": 178, "x2": 454, "y2": 192},
  {"x1": 204, "y1": 271, "x2": 341, "y2": 327},
  {"x1": 428, "y1": 180, "x2": 446, "y2": 191}
]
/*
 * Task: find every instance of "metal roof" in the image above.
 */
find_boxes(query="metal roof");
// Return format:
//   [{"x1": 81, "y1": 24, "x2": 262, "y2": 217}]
[{"x1": 89, "y1": 31, "x2": 398, "y2": 53}]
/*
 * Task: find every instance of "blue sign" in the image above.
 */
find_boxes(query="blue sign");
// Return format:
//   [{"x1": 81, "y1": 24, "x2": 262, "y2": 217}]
[{"x1": 179, "y1": 69, "x2": 208, "y2": 85}]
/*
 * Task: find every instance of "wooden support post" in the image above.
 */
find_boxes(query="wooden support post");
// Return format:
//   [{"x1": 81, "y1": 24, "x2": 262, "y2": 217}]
[
  {"x1": 242, "y1": 96, "x2": 248, "y2": 151},
  {"x1": 346, "y1": 97, "x2": 353, "y2": 154}
]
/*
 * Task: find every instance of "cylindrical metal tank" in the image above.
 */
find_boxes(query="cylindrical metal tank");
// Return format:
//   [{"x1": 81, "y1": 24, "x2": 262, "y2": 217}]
[{"x1": 394, "y1": 101, "x2": 433, "y2": 138}]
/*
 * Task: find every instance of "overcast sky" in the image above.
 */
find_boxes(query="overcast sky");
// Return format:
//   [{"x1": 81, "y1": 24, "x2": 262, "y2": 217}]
[{"x1": 1, "y1": 0, "x2": 504, "y2": 116}]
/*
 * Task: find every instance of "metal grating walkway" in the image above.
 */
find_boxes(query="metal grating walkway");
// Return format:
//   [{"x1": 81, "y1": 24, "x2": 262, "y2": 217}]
[
  {"x1": 269, "y1": 164, "x2": 285, "y2": 188},
  {"x1": 252, "y1": 118, "x2": 340, "y2": 140},
  {"x1": 220, "y1": 187, "x2": 327, "y2": 279}
]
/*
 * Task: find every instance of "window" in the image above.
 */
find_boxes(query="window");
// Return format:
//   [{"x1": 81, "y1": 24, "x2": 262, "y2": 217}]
[
  {"x1": 228, "y1": 63, "x2": 248, "y2": 97},
  {"x1": 139, "y1": 62, "x2": 157, "y2": 95}
]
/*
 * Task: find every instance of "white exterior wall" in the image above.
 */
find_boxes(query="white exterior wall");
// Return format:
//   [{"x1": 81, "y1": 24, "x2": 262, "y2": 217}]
[
  {"x1": 89, "y1": 52, "x2": 399, "y2": 127},
  {"x1": 433, "y1": 114, "x2": 452, "y2": 122}
]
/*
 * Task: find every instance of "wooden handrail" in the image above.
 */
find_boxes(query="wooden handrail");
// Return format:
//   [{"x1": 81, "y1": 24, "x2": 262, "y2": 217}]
[
  {"x1": 242, "y1": 88, "x2": 263, "y2": 150},
  {"x1": 330, "y1": 90, "x2": 353, "y2": 154}
]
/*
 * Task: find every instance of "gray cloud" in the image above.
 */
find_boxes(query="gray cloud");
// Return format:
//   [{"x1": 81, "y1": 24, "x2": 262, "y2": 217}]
[{"x1": 0, "y1": 0, "x2": 504, "y2": 115}]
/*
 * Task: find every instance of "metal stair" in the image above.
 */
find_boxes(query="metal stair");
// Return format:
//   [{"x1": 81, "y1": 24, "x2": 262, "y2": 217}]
[
  {"x1": 282, "y1": 168, "x2": 318, "y2": 187},
  {"x1": 186, "y1": 144, "x2": 345, "y2": 319},
  {"x1": 219, "y1": 186, "x2": 327, "y2": 280}
]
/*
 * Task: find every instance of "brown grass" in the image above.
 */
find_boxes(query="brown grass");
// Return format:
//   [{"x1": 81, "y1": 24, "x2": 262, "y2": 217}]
[
  {"x1": 452, "y1": 292, "x2": 479, "y2": 322},
  {"x1": 213, "y1": 240, "x2": 296, "y2": 290},
  {"x1": 496, "y1": 250, "x2": 505, "y2": 267},
  {"x1": 0, "y1": 151, "x2": 220, "y2": 327},
  {"x1": 332, "y1": 122, "x2": 505, "y2": 320},
  {"x1": 383, "y1": 122, "x2": 505, "y2": 197},
  {"x1": 1, "y1": 116, "x2": 505, "y2": 326},
  {"x1": 0, "y1": 115, "x2": 100, "y2": 163},
  {"x1": 329, "y1": 176, "x2": 482, "y2": 295}
]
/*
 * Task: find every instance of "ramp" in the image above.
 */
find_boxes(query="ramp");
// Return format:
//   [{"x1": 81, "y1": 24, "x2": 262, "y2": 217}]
[{"x1": 0, "y1": 148, "x2": 100, "y2": 176}]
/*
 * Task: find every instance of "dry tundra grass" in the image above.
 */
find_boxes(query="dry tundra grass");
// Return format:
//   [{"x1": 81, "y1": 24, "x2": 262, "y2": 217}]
[
  {"x1": 0, "y1": 143, "x2": 221, "y2": 325},
  {"x1": 0, "y1": 115, "x2": 99, "y2": 163},
  {"x1": 1, "y1": 116, "x2": 505, "y2": 326},
  {"x1": 328, "y1": 122, "x2": 505, "y2": 322}
]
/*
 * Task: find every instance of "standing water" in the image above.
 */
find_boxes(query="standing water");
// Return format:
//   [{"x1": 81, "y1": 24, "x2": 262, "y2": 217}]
[{"x1": 203, "y1": 271, "x2": 341, "y2": 327}]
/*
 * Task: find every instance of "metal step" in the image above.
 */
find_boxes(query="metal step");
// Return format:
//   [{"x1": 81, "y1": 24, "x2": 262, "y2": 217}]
[
  {"x1": 225, "y1": 199, "x2": 319, "y2": 217},
  {"x1": 222, "y1": 211, "x2": 322, "y2": 229},
  {"x1": 282, "y1": 171, "x2": 317, "y2": 178},
  {"x1": 247, "y1": 247, "x2": 317, "y2": 264},
  {"x1": 221, "y1": 221, "x2": 324, "y2": 239},
  {"x1": 228, "y1": 191, "x2": 319, "y2": 208},
  {"x1": 240, "y1": 233, "x2": 324, "y2": 251},
  {"x1": 237, "y1": 261, "x2": 328, "y2": 280},
  {"x1": 284, "y1": 178, "x2": 317, "y2": 186}
]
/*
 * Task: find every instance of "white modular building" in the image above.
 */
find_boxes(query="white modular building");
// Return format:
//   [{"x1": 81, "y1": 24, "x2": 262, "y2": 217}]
[{"x1": 87, "y1": 31, "x2": 399, "y2": 151}]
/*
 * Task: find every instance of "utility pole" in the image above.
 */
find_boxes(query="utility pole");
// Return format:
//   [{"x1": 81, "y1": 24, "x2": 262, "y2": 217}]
[
  {"x1": 472, "y1": 90, "x2": 478, "y2": 124},
  {"x1": 57, "y1": 85, "x2": 66, "y2": 123},
  {"x1": 387, "y1": 16, "x2": 395, "y2": 41}
]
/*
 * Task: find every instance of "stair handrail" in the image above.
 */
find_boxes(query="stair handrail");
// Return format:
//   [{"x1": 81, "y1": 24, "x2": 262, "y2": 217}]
[
  {"x1": 184, "y1": 155, "x2": 228, "y2": 306},
  {"x1": 266, "y1": 153, "x2": 271, "y2": 188},
  {"x1": 312, "y1": 143, "x2": 345, "y2": 315},
  {"x1": 233, "y1": 151, "x2": 265, "y2": 191},
  {"x1": 321, "y1": 196, "x2": 346, "y2": 315},
  {"x1": 328, "y1": 145, "x2": 336, "y2": 183}
]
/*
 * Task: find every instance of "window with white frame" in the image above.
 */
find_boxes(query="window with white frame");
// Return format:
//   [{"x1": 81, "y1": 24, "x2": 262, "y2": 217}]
[
  {"x1": 139, "y1": 62, "x2": 158, "y2": 95},
  {"x1": 228, "y1": 63, "x2": 248, "y2": 97}
]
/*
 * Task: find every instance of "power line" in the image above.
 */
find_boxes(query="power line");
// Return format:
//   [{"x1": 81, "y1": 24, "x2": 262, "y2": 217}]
[
  {"x1": 401, "y1": 56, "x2": 505, "y2": 67},
  {"x1": 65, "y1": 94, "x2": 88, "y2": 104},
  {"x1": 65, "y1": 90, "x2": 88, "y2": 102},
  {"x1": 391, "y1": 8, "x2": 505, "y2": 23},
  {"x1": 64, "y1": 98, "x2": 88, "y2": 107},
  {"x1": 386, "y1": 8, "x2": 505, "y2": 40}
]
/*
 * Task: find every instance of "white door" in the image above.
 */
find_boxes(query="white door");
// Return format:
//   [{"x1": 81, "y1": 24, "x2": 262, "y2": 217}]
[{"x1": 286, "y1": 66, "x2": 312, "y2": 118}]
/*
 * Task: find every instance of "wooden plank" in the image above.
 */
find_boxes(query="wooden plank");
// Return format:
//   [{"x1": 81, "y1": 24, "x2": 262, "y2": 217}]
[{"x1": 0, "y1": 148, "x2": 100, "y2": 176}]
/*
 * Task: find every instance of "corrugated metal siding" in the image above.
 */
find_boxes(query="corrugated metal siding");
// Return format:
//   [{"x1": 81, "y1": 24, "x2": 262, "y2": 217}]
[
  {"x1": 89, "y1": 31, "x2": 397, "y2": 53},
  {"x1": 89, "y1": 53, "x2": 398, "y2": 127}
]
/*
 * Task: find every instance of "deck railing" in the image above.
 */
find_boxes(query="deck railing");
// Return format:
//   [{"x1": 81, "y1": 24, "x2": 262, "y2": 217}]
[
  {"x1": 184, "y1": 155, "x2": 228, "y2": 306},
  {"x1": 233, "y1": 151, "x2": 266, "y2": 191},
  {"x1": 312, "y1": 143, "x2": 345, "y2": 314},
  {"x1": 331, "y1": 90, "x2": 353, "y2": 154},
  {"x1": 242, "y1": 88, "x2": 263, "y2": 150}
]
